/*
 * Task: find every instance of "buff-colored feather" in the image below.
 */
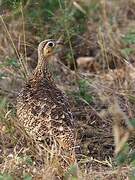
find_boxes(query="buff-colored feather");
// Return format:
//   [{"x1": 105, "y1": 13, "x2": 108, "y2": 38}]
[{"x1": 17, "y1": 40, "x2": 76, "y2": 176}]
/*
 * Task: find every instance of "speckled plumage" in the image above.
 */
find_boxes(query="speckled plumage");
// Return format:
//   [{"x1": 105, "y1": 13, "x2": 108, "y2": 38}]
[{"x1": 17, "y1": 40, "x2": 76, "y2": 172}]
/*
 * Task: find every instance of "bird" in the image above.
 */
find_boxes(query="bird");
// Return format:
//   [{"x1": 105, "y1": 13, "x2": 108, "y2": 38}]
[{"x1": 17, "y1": 39, "x2": 76, "y2": 175}]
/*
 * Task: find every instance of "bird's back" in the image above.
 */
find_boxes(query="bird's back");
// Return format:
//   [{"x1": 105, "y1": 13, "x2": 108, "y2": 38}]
[{"x1": 17, "y1": 75, "x2": 74, "y2": 146}]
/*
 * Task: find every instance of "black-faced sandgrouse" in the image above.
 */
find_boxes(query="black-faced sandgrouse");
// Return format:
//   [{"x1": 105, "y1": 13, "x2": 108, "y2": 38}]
[{"x1": 17, "y1": 39, "x2": 76, "y2": 174}]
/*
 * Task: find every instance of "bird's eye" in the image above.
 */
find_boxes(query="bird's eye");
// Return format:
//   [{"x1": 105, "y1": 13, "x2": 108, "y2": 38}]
[{"x1": 48, "y1": 42, "x2": 54, "y2": 47}]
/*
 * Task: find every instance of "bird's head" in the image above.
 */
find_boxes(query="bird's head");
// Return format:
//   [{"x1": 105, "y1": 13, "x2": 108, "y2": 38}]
[{"x1": 38, "y1": 39, "x2": 62, "y2": 59}]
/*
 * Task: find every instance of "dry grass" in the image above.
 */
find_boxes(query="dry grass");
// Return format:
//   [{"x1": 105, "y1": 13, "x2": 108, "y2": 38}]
[{"x1": 0, "y1": 0, "x2": 135, "y2": 179}]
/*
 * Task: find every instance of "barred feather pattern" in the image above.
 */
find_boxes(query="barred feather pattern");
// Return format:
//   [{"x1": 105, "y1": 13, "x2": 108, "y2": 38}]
[
  {"x1": 17, "y1": 67, "x2": 76, "y2": 172},
  {"x1": 17, "y1": 40, "x2": 76, "y2": 174}
]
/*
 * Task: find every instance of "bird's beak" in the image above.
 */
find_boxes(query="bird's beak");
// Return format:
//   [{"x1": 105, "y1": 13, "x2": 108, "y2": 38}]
[
  {"x1": 56, "y1": 35, "x2": 64, "y2": 46},
  {"x1": 52, "y1": 40, "x2": 63, "y2": 55},
  {"x1": 56, "y1": 40, "x2": 64, "y2": 46}
]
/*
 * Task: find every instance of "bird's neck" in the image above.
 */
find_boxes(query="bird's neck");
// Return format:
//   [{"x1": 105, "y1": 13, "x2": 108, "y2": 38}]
[{"x1": 33, "y1": 56, "x2": 54, "y2": 82}]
